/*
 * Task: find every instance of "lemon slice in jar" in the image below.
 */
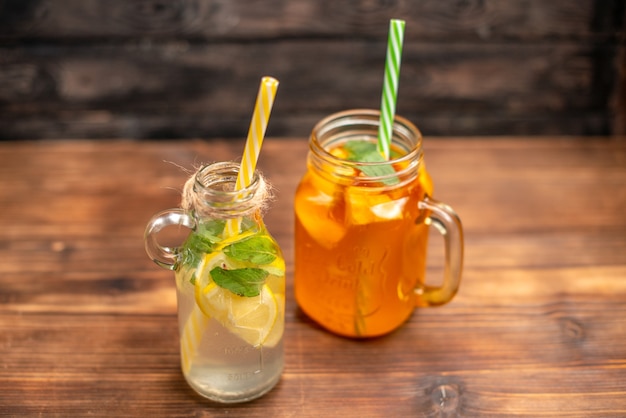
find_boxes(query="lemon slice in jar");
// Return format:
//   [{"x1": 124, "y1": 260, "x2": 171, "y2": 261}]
[
  {"x1": 345, "y1": 187, "x2": 408, "y2": 225},
  {"x1": 295, "y1": 172, "x2": 347, "y2": 249},
  {"x1": 194, "y1": 252, "x2": 282, "y2": 347},
  {"x1": 195, "y1": 280, "x2": 280, "y2": 347},
  {"x1": 226, "y1": 284, "x2": 280, "y2": 346}
]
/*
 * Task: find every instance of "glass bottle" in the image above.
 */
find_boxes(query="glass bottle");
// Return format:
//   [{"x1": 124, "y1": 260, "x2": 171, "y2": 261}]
[{"x1": 145, "y1": 162, "x2": 285, "y2": 403}]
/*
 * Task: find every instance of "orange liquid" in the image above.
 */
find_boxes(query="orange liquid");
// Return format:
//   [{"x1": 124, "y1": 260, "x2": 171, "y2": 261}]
[{"x1": 294, "y1": 143, "x2": 434, "y2": 337}]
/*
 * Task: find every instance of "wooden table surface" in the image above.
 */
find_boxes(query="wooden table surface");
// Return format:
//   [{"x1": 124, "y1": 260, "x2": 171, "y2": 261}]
[{"x1": 1, "y1": 137, "x2": 625, "y2": 417}]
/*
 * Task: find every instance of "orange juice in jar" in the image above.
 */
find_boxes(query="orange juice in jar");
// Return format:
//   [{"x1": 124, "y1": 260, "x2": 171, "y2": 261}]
[{"x1": 294, "y1": 110, "x2": 464, "y2": 338}]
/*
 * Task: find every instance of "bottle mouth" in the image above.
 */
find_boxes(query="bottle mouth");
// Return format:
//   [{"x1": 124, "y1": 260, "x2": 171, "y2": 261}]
[
  {"x1": 309, "y1": 109, "x2": 423, "y2": 186},
  {"x1": 195, "y1": 162, "x2": 248, "y2": 194},
  {"x1": 184, "y1": 162, "x2": 268, "y2": 219}
]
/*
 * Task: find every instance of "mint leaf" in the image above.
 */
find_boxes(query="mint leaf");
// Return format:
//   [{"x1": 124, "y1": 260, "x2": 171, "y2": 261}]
[
  {"x1": 343, "y1": 141, "x2": 399, "y2": 185},
  {"x1": 180, "y1": 233, "x2": 213, "y2": 284},
  {"x1": 181, "y1": 220, "x2": 225, "y2": 265},
  {"x1": 196, "y1": 219, "x2": 226, "y2": 243},
  {"x1": 223, "y1": 236, "x2": 278, "y2": 265},
  {"x1": 180, "y1": 220, "x2": 226, "y2": 285},
  {"x1": 210, "y1": 266, "x2": 268, "y2": 297},
  {"x1": 186, "y1": 231, "x2": 215, "y2": 254},
  {"x1": 343, "y1": 140, "x2": 380, "y2": 159}
]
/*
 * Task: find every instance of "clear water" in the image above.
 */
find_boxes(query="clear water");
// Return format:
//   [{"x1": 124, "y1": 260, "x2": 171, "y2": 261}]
[{"x1": 176, "y1": 277, "x2": 284, "y2": 403}]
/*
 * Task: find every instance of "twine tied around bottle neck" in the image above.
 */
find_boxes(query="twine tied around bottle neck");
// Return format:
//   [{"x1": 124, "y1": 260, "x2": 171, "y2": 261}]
[{"x1": 180, "y1": 163, "x2": 273, "y2": 220}]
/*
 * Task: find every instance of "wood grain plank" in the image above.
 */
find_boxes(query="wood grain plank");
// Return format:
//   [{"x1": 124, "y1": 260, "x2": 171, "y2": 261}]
[
  {"x1": 1, "y1": 309, "x2": 624, "y2": 416},
  {"x1": 423, "y1": 138, "x2": 626, "y2": 232},
  {"x1": 0, "y1": 0, "x2": 623, "y2": 139},
  {"x1": 0, "y1": 0, "x2": 618, "y2": 42},
  {"x1": 0, "y1": 41, "x2": 619, "y2": 139},
  {"x1": 0, "y1": 138, "x2": 625, "y2": 416}
]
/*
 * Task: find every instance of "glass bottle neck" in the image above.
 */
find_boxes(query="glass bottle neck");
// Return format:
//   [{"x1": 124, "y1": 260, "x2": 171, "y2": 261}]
[{"x1": 182, "y1": 162, "x2": 268, "y2": 221}]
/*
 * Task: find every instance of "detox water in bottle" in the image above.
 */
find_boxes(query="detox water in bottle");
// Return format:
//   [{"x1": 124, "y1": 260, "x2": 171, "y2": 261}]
[{"x1": 145, "y1": 162, "x2": 285, "y2": 403}]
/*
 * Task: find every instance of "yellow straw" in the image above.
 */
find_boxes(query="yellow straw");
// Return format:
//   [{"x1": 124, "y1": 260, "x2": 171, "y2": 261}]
[
  {"x1": 180, "y1": 305, "x2": 209, "y2": 375},
  {"x1": 179, "y1": 77, "x2": 279, "y2": 375},
  {"x1": 224, "y1": 76, "x2": 279, "y2": 237}
]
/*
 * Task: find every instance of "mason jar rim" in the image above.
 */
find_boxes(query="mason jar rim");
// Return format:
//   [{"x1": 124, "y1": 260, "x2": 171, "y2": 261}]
[
  {"x1": 308, "y1": 109, "x2": 423, "y2": 187},
  {"x1": 313, "y1": 109, "x2": 422, "y2": 143}
]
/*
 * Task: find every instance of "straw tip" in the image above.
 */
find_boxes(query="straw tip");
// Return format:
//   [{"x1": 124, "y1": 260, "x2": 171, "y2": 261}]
[
  {"x1": 261, "y1": 76, "x2": 280, "y2": 87},
  {"x1": 390, "y1": 19, "x2": 406, "y2": 28}
]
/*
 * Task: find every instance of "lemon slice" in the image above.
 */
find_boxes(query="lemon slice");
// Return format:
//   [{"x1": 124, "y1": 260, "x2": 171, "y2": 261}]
[
  {"x1": 227, "y1": 285, "x2": 280, "y2": 346},
  {"x1": 261, "y1": 294, "x2": 284, "y2": 347},
  {"x1": 346, "y1": 187, "x2": 407, "y2": 225},
  {"x1": 295, "y1": 173, "x2": 347, "y2": 249},
  {"x1": 194, "y1": 251, "x2": 231, "y2": 288},
  {"x1": 195, "y1": 280, "x2": 281, "y2": 347},
  {"x1": 192, "y1": 237, "x2": 283, "y2": 347}
]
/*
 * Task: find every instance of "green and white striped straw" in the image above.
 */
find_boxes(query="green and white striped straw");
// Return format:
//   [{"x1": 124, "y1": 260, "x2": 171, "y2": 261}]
[{"x1": 378, "y1": 19, "x2": 405, "y2": 160}]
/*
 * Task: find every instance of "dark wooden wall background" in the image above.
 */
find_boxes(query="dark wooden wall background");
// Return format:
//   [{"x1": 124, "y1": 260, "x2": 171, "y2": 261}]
[{"x1": 0, "y1": 0, "x2": 624, "y2": 140}]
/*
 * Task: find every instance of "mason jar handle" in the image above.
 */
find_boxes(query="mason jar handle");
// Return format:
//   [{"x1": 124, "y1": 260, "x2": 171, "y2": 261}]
[
  {"x1": 144, "y1": 209, "x2": 195, "y2": 270},
  {"x1": 415, "y1": 196, "x2": 464, "y2": 307}
]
